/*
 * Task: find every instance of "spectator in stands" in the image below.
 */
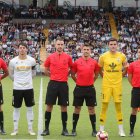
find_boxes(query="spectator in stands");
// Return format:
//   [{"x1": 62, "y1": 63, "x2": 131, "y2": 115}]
[{"x1": 41, "y1": 33, "x2": 46, "y2": 47}]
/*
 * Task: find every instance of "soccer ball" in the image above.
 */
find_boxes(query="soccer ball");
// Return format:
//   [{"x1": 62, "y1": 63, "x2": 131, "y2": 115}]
[{"x1": 96, "y1": 131, "x2": 108, "y2": 140}]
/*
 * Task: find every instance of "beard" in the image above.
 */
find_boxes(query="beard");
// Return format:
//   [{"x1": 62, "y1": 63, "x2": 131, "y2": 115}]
[{"x1": 57, "y1": 48, "x2": 63, "y2": 52}]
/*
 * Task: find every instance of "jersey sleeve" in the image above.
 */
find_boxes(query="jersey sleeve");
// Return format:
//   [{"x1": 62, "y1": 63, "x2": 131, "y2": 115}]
[
  {"x1": 8, "y1": 59, "x2": 14, "y2": 69},
  {"x1": 127, "y1": 63, "x2": 133, "y2": 74},
  {"x1": 122, "y1": 53, "x2": 127, "y2": 67},
  {"x1": 72, "y1": 61, "x2": 77, "y2": 73},
  {"x1": 94, "y1": 61, "x2": 100, "y2": 73},
  {"x1": 99, "y1": 55, "x2": 104, "y2": 67},
  {"x1": 31, "y1": 58, "x2": 36, "y2": 67},
  {"x1": 0, "y1": 58, "x2": 7, "y2": 71},
  {"x1": 8, "y1": 59, "x2": 14, "y2": 80},
  {"x1": 44, "y1": 56, "x2": 50, "y2": 68},
  {"x1": 31, "y1": 58, "x2": 36, "y2": 77}
]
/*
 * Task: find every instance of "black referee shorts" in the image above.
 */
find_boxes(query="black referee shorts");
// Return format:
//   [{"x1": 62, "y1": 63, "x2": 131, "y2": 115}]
[
  {"x1": 73, "y1": 85, "x2": 97, "y2": 107},
  {"x1": 45, "y1": 80, "x2": 69, "y2": 106},
  {"x1": 0, "y1": 84, "x2": 3, "y2": 105},
  {"x1": 131, "y1": 87, "x2": 140, "y2": 108}
]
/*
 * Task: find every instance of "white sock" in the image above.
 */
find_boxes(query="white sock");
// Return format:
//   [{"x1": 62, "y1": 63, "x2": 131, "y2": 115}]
[
  {"x1": 118, "y1": 124, "x2": 124, "y2": 132},
  {"x1": 27, "y1": 107, "x2": 34, "y2": 131},
  {"x1": 100, "y1": 125, "x2": 104, "y2": 131},
  {"x1": 13, "y1": 108, "x2": 20, "y2": 131}
]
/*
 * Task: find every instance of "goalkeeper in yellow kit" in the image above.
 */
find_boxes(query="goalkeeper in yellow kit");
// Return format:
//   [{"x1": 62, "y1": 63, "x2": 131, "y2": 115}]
[{"x1": 99, "y1": 38, "x2": 128, "y2": 137}]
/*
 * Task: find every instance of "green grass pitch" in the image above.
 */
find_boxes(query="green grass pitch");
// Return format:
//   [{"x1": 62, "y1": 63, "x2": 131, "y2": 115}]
[{"x1": 0, "y1": 76, "x2": 140, "y2": 140}]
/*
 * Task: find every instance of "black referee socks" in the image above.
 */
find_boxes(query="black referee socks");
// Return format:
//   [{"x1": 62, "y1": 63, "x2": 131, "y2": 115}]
[
  {"x1": 45, "y1": 111, "x2": 51, "y2": 130},
  {"x1": 130, "y1": 114, "x2": 136, "y2": 132}
]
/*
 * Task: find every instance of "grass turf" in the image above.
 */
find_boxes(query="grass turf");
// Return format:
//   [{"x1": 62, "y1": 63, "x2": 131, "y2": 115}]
[{"x1": 0, "y1": 76, "x2": 140, "y2": 140}]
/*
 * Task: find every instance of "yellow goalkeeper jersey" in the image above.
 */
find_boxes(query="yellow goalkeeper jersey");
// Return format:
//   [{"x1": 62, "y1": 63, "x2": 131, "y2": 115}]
[{"x1": 99, "y1": 51, "x2": 127, "y2": 87}]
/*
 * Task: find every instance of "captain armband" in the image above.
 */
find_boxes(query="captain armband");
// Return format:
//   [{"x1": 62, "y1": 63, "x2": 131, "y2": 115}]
[{"x1": 32, "y1": 65, "x2": 36, "y2": 77}]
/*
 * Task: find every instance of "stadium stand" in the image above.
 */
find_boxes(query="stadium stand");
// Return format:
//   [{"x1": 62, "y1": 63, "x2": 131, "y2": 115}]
[{"x1": 0, "y1": 0, "x2": 139, "y2": 71}]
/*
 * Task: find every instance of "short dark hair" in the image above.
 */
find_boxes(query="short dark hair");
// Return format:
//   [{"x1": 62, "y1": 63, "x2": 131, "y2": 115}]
[
  {"x1": 18, "y1": 42, "x2": 28, "y2": 48},
  {"x1": 108, "y1": 38, "x2": 118, "y2": 44},
  {"x1": 83, "y1": 44, "x2": 91, "y2": 48},
  {"x1": 56, "y1": 36, "x2": 64, "y2": 42}
]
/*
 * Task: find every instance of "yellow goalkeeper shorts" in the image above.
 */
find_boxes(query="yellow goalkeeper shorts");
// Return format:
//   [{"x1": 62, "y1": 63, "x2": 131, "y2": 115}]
[{"x1": 101, "y1": 86, "x2": 122, "y2": 103}]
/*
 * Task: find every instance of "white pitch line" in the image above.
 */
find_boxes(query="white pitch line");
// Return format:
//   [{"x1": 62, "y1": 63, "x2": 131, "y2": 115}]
[{"x1": 37, "y1": 78, "x2": 43, "y2": 140}]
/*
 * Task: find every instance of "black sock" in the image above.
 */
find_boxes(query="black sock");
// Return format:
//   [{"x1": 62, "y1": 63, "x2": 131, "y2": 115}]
[
  {"x1": 45, "y1": 111, "x2": 51, "y2": 130},
  {"x1": 61, "y1": 112, "x2": 67, "y2": 130},
  {"x1": 72, "y1": 113, "x2": 79, "y2": 131},
  {"x1": 130, "y1": 114, "x2": 136, "y2": 132},
  {"x1": 0, "y1": 111, "x2": 4, "y2": 130},
  {"x1": 90, "y1": 114, "x2": 96, "y2": 131}
]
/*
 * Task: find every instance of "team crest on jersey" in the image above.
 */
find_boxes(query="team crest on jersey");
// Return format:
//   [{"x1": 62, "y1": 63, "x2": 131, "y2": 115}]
[
  {"x1": 117, "y1": 58, "x2": 120, "y2": 62},
  {"x1": 109, "y1": 62, "x2": 117, "y2": 70},
  {"x1": 107, "y1": 62, "x2": 119, "y2": 72}
]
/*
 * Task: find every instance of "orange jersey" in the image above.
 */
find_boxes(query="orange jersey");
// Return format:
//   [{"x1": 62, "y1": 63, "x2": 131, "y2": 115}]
[
  {"x1": 44, "y1": 52, "x2": 73, "y2": 82},
  {"x1": 72, "y1": 57, "x2": 100, "y2": 86}
]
